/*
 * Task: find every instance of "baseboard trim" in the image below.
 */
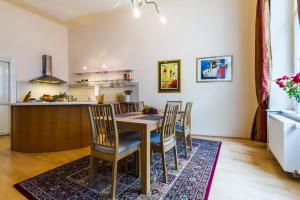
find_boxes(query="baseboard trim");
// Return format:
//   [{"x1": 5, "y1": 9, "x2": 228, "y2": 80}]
[{"x1": 191, "y1": 134, "x2": 250, "y2": 140}]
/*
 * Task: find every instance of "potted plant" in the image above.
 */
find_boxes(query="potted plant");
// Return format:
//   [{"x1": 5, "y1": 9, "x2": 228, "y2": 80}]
[
  {"x1": 124, "y1": 90, "x2": 133, "y2": 102},
  {"x1": 276, "y1": 73, "x2": 300, "y2": 113}
]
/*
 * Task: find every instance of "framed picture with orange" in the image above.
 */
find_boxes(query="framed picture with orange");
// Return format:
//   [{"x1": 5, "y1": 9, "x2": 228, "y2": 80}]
[{"x1": 158, "y1": 59, "x2": 181, "y2": 93}]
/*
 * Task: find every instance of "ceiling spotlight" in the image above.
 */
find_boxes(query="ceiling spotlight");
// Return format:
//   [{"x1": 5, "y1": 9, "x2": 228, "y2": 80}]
[
  {"x1": 131, "y1": 0, "x2": 167, "y2": 24},
  {"x1": 82, "y1": 66, "x2": 87, "y2": 71},
  {"x1": 160, "y1": 15, "x2": 167, "y2": 24},
  {"x1": 102, "y1": 64, "x2": 107, "y2": 69},
  {"x1": 112, "y1": 0, "x2": 120, "y2": 8},
  {"x1": 133, "y1": 7, "x2": 141, "y2": 18}
]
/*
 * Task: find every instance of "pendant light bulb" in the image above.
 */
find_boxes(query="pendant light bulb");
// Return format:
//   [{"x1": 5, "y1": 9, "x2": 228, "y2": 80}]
[
  {"x1": 160, "y1": 15, "x2": 167, "y2": 24},
  {"x1": 133, "y1": 7, "x2": 141, "y2": 18}
]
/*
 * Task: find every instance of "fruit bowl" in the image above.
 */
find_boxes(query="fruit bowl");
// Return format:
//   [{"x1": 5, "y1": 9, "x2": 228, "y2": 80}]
[
  {"x1": 143, "y1": 105, "x2": 158, "y2": 114},
  {"x1": 40, "y1": 95, "x2": 55, "y2": 102}
]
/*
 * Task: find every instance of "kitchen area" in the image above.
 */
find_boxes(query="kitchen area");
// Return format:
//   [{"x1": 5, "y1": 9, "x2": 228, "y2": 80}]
[{"x1": 8, "y1": 55, "x2": 139, "y2": 153}]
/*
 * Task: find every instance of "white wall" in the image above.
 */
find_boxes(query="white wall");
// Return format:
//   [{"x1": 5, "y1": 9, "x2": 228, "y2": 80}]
[
  {"x1": 69, "y1": 0, "x2": 257, "y2": 138},
  {"x1": 0, "y1": 0, "x2": 68, "y2": 100},
  {"x1": 269, "y1": 0, "x2": 294, "y2": 110}
]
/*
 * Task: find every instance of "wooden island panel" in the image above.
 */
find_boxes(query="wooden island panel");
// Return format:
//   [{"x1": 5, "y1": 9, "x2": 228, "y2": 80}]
[{"x1": 11, "y1": 105, "x2": 92, "y2": 153}]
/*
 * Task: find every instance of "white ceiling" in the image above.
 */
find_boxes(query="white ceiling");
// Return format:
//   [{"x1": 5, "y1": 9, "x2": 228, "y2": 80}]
[{"x1": 21, "y1": 0, "x2": 130, "y2": 21}]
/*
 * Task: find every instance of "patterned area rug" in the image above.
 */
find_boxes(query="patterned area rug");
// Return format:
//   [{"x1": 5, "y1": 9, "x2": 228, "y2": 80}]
[{"x1": 14, "y1": 139, "x2": 221, "y2": 200}]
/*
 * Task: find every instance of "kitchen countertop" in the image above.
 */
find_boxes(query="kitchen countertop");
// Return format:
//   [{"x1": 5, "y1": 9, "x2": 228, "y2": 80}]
[{"x1": 11, "y1": 102, "x2": 98, "y2": 106}]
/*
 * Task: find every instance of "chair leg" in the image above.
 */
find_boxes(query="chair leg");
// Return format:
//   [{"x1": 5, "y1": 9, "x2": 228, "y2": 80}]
[
  {"x1": 111, "y1": 160, "x2": 118, "y2": 199},
  {"x1": 135, "y1": 151, "x2": 141, "y2": 177},
  {"x1": 124, "y1": 158, "x2": 128, "y2": 173},
  {"x1": 173, "y1": 146, "x2": 179, "y2": 170},
  {"x1": 138, "y1": 150, "x2": 141, "y2": 178},
  {"x1": 189, "y1": 134, "x2": 193, "y2": 152},
  {"x1": 88, "y1": 156, "x2": 97, "y2": 186},
  {"x1": 150, "y1": 150, "x2": 153, "y2": 165},
  {"x1": 162, "y1": 152, "x2": 168, "y2": 183},
  {"x1": 184, "y1": 136, "x2": 188, "y2": 158}
]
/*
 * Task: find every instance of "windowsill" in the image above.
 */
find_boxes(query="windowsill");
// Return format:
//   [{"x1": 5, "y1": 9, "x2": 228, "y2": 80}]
[{"x1": 281, "y1": 110, "x2": 300, "y2": 122}]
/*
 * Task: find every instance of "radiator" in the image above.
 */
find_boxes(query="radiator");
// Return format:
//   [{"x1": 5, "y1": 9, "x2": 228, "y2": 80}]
[{"x1": 268, "y1": 114, "x2": 300, "y2": 174}]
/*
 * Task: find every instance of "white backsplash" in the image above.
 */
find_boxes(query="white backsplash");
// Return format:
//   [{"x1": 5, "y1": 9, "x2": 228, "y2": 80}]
[
  {"x1": 17, "y1": 81, "x2": 139, "y2": 103},
  {"x1": 17, "y1": 81, "x2": 68, "y2": 102},
  {"x1": 68, "y1": 86, "x2": 139, "y2": 103}
]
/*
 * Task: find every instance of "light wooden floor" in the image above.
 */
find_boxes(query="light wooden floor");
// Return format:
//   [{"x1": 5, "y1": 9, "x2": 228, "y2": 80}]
[{"x1": 0, "y1": 135, "x2": 299, "y2": 200}]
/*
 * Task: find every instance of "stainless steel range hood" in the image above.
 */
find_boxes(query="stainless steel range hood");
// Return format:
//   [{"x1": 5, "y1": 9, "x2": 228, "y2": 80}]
[{"x1": 30, "y1": 55, "x2": 67, "y2": 84}]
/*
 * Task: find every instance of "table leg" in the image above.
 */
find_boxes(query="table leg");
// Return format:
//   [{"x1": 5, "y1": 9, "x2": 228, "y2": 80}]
[{"x1": 140, "y1": 125, "x2": 151, "y2": 195}]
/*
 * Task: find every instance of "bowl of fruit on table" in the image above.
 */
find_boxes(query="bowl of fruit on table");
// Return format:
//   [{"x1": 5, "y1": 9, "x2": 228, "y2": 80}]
[{"x1": 143, "y1": 105, "x2": 158, "y2": 114}]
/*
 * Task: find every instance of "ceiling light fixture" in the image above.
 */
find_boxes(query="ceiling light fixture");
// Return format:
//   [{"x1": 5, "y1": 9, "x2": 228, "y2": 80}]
[{"x1": 131, "y1": 0, "x2": 167, "y2": 24}]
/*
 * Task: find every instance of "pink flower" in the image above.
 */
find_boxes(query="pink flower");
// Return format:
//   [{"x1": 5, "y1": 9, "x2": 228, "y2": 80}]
[
  {"x1": 277, "y1": 78, "x2": 283, "y2": 81},
  {"x1": 282, "y1": 76, "x2": 289, "y2": 80},
  {"x1": 276, "y1": 81, "x2": 285, "y2": 88},
  {"x1": 292, "y1": 73, "x2": 300, "y2": 84}
]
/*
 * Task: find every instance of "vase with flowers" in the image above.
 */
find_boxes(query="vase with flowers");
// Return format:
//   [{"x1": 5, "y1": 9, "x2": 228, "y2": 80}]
[{"x1": 276, "y1": 73, "x2": 300, "y2": 114}]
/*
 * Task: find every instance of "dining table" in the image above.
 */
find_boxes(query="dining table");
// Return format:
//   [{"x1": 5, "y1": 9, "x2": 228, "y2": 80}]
[{"x1": 115, "y1": 111, "x2": 184, "y2": 195}]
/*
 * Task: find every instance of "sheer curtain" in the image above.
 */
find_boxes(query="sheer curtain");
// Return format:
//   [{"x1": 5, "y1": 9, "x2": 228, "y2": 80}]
[
  {"x1": 295, "y1": 0, "x2": 300, "y2": 72},
  {"x1": 0, "y1": 61, "x2": 10, "y2": 135},
  {"x1": 0, "y1": 62, "x2": 9, "y2": 103},
  {"x1": 298, "y1": 0, "x2": 300, "y2": 23}
]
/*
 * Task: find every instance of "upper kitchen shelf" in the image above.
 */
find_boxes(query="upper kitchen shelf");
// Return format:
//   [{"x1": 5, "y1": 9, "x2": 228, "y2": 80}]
[{"x1": 73, "y1": 69, "x2": 134, "y2": 75}]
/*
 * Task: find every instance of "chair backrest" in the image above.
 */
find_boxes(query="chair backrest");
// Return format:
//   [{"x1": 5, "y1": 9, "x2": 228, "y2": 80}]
[
  {"x1": 183, "y1": 102, "x2": 193, "y2": 130},
  {"x1": 136, "y1": 101, "x2": 145, "y2": 112},
  {"x1": 167, "y1": 101, "x2": 182, "y2": 111},
  {"x1": 160, "y1": 103, "x2": 179, "y2": 143},
  {"x1": 126, "y1": 101, "x2": 144, "y2": 112},
  {"x1": 88, "y1": 104, "x2": 119, "y2": 153},
  {"x1": 126, "y1": 102, "x2": 137, "y2": 113},
  {"x1": 112, "y1": 103, "x2": 122, "y2": 115}
]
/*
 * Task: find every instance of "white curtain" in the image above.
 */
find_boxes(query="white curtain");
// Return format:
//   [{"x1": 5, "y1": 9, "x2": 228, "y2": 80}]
[{"x1": 0, "y1": 61, "x2": 10, "y2": 135}]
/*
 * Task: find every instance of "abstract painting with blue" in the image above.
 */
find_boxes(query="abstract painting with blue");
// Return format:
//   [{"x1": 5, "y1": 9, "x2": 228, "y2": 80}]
[{"x1": 196, "y1": 55, "x2": 233, "y2": 82}]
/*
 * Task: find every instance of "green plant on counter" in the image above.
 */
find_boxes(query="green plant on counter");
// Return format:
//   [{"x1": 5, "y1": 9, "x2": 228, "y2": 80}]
[
  {"x1": 124, "y1": 90, "x2": 133, "y2": 95},
  {"x1": 53, "y1": 92, "x2": 67, "y2": 101}
]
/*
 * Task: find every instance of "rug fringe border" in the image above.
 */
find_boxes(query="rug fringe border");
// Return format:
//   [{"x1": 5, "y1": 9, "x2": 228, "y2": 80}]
[
  {"x1": 204, "y1": 142, "x2": 222, "y2": 200},
  {"x1": 14, "y1": 183, "x2": 36, "y2": 200}
]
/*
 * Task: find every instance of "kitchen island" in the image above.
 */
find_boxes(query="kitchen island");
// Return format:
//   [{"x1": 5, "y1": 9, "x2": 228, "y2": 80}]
[{"x1": 11, "y1": 102, "x2": 97, "y2": 153}]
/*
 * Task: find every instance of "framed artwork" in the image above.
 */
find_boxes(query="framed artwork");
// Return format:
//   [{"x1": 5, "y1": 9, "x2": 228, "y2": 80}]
[
  {"x1": 196, "y1": 55, "x2": 233, "y2": 82},
  {"x1": 158, "y1": 59, "x2": 181, "y2": 93}
]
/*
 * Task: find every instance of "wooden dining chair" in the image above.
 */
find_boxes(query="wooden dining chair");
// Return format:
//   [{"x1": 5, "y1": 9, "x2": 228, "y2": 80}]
[
  {"x1": 150, "y1": 103, "x2": 179, "y2": 183},
  {"x1": 126, "y1": 102, "x2": 137, "y2": 113},
  {"x1": 88, "y1": 104, "x2": 141, "y2": 199},
  {"x1": 167, "y1": 100, "x2": 182, "y2": 111},
  {"x1": 112, "y1": 102, "x2": 122, "y2": 115},
  {"x1": 176, "y1": 102, "x2": 193, "y2": 158},
  {"x1": 135, "y1": 101, "x2": 145, "y2": 112},
  {"x1": 126, "y1": 101, "x2": 144, "y2": 112}
]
